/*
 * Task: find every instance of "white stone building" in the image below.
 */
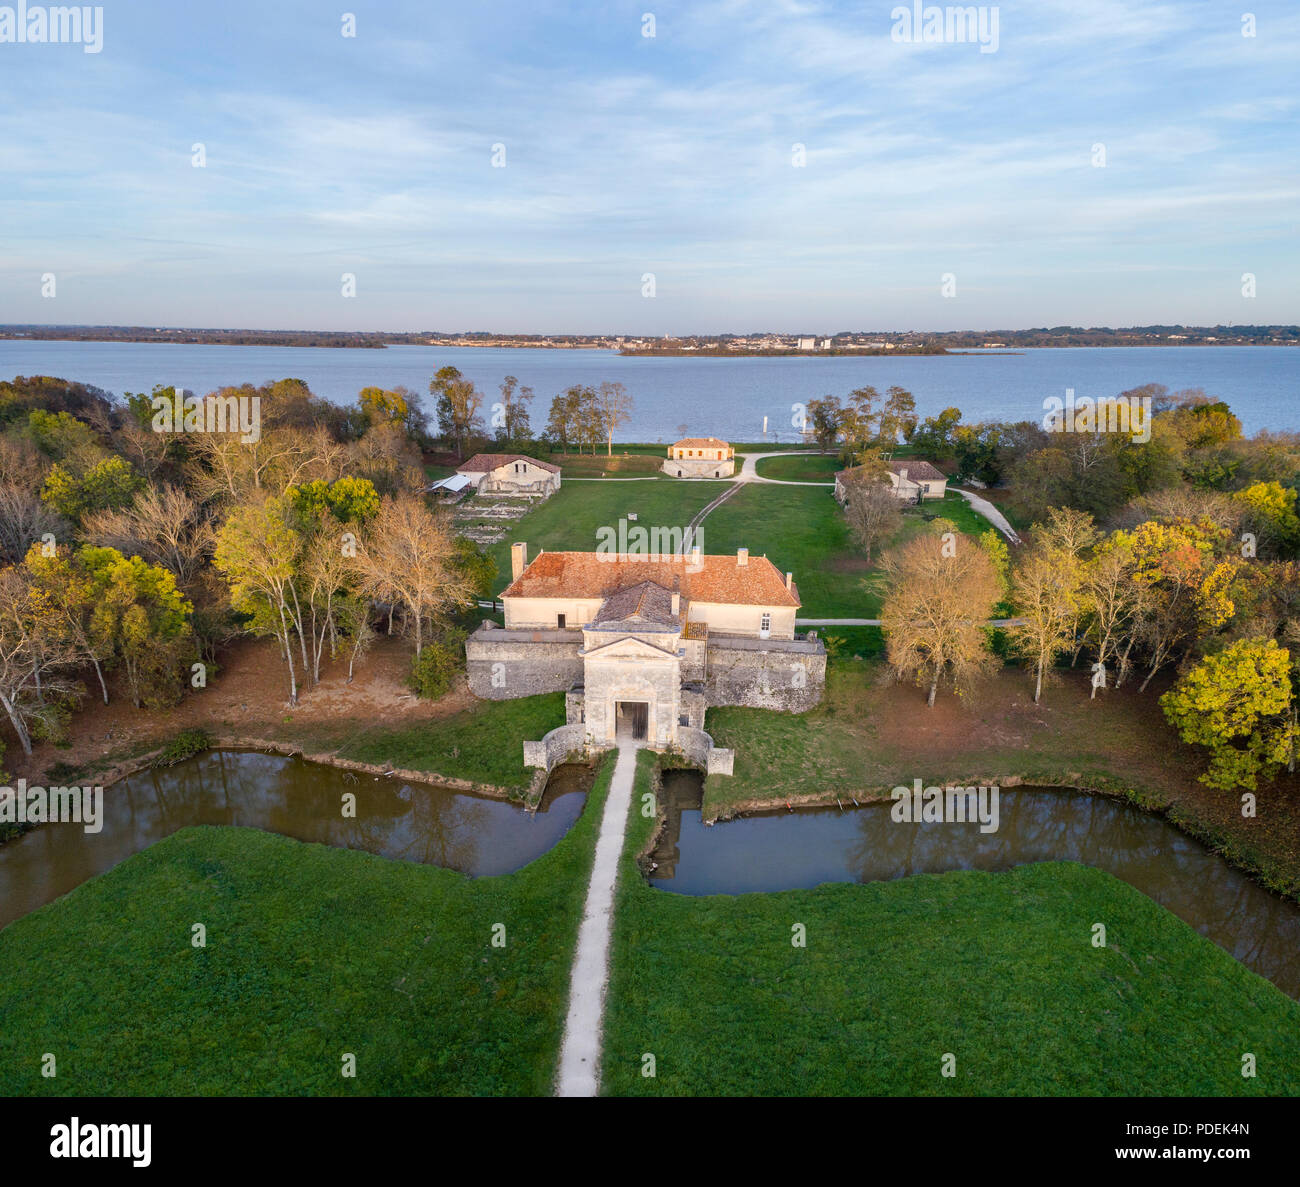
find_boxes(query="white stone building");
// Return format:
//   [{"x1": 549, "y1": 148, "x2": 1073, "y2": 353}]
[
  {"x1": 467, "y1": 544, "x2": 826, "y2": 762},
  {"x1": 834, "y1": 458, "x2": 948, "y2": 504},
  {"x1": 456, "y1": 453, "x2": 561, "y2": 497},
  {"x1": 663, "y1": 437, "x2": 735, "y2": 478}
]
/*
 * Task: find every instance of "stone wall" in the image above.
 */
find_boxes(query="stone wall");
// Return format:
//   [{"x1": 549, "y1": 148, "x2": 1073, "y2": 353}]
[
  {"x1": 466, "y1": 624, "x2": 583, "y2": 700},
  {"x1": 677, "y1": 726, "x2": 734, "y2": 776},
  {"x1": 705, "y1": 636, "x2": 826, "y2": 712},
  {"x1": 523, "y1": 723, "x2": 593, "y2": 771}
]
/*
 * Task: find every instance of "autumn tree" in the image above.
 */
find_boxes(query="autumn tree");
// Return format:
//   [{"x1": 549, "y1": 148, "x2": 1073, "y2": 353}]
[
  {"x1": 0, "y1": 483, "x2": 66, "y2": 565},
  {"x1": 430, "y1": 366, "x2": 485, "y2": 457},
  {"x1": 1007, "y1": 537, "x2": 1082, "y2": 703},
  {"x1": 213, "y1": 497, "x2": 305, "y2": 703},
  {"x1": 82, "y1": 485, "x2": 214, "y2": 590},
  {"x1": 24, "y1": 545, "x2": 113, "y2": 704},
  {"x1": 80, "y1": 547, "x2": 197, "y2": 709},
  {"x1": 1160, "y1": 637, "x2": 1297, "y2": 791},
  {"x1": 0, "y1": 565, "x2": 80, "y2": 753},
  {"x1": 879, "y1": 533, "x2": 1001, "y2": 706}
]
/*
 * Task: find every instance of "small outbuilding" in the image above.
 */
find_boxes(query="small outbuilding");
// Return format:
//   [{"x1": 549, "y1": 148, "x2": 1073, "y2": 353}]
[
  {"x1": 664, "y1": 437, "x2": 735, "y2": 478},
  {"x1": 456, "y1": 453, "x2": 562, "y2": 498},
  {"x1": 834, "y1": 458, "x2": 948, "y2": 504}
]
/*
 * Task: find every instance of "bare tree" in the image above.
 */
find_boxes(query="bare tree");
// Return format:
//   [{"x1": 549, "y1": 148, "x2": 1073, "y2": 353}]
[
  {"x1": 83, "y1": 485, "x2": 214, "y2": 589},
  {"x1": 596, "y1": 381, "x2": 633, "y2": 456},
  {"x1": 879, "y1": 533, "x2": 1000, "y2": 706},
  {"x1": 355, "y1": 494, "x2": 473, "y2": 658},
  {"x1": 843, "y1": 479, "x2": 902, "y2": 564},
  {"x1": 0, "y1": 483, "x2": 67, "y2": 565}
]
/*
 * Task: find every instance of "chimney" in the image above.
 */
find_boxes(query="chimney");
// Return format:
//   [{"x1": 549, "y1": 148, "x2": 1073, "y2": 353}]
[
  {"x1": 898, "y1": 467, "x2": 908, "y2": 481},
  {"x1": 785, "y1": 571, "x2": 793, "y2": 591},
  {"x1": 690, "y1": 545, "x2": 701, "y2": 566},
  {"x1": 671, "y1": 591, "x2": 680, "y2": 615},
  {"x1": 511, "y1": 542, "x2": 528, "y2": 581},
  {"x1": 737, "y1": 547, "x2": 748, "y2": 567}
]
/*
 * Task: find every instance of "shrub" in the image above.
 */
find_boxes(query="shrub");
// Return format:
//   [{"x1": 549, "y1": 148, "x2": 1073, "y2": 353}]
[
  {"x1": 153, "y1": 728, "x2": 212, "y2": 768},
  {"x1": 409, "y1": 632, "x2": 467, "y2": 700}
]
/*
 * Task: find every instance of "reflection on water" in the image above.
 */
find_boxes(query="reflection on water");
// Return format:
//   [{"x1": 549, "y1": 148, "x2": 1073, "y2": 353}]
[
  {"x1": 650, "y1": 774, "x2": 1300, "y2": 999},
  {"x1": 0, "y1": 752, "x2": 590, "y2": 931}
]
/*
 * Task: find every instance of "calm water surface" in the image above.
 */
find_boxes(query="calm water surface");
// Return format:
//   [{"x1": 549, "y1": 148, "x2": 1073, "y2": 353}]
[
  {"x1": 0, "y1": 751, "x2": 589, "y2": 931},
  {"x1": 650, "y1": 774, "x2": 1300, "y2": 998},
  {"x1": 1, "y1": 341, "x2": 1296, "y2": 436}
]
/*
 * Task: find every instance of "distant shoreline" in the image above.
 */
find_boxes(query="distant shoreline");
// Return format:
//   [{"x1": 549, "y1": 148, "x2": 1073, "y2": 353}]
[{"x1": 2, "y1": 326, "x2": 1297, "y2": 352}]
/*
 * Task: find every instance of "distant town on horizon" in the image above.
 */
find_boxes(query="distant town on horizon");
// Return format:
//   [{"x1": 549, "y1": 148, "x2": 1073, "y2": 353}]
[{"x1": 2, "y1": 323, "x2": 1298, "y2": 352}]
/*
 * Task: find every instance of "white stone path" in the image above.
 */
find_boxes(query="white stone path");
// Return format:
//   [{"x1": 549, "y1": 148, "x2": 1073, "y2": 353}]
[{"x1": 555, "y1": 743, "x2": 638, "y2": 1096}]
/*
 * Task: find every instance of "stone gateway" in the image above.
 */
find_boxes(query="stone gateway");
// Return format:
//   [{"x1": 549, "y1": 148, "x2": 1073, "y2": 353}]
[{"x1": 467, "y1": 543, "x2": 826, "y2": 764}]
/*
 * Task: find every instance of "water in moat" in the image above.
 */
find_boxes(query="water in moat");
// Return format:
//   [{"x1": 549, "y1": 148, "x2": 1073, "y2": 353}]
[
  {"x1": 649, "y1": 772, "x2": 1300, "y2": 998},
  {"x1": 0, "y1": 751, "x2": 591, "y2": 931}
]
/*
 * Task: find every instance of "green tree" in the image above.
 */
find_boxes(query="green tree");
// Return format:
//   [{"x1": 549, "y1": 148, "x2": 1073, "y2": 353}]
[
  {"x1": 1234, "y1": 481, "x2": 1300, "y2": 557},
  {"x1": 41, "y1": 456, "x2": 144, "y2": 522},
  {"x1": 80, "y1": 547, "x2": 196, "y2": 708}
]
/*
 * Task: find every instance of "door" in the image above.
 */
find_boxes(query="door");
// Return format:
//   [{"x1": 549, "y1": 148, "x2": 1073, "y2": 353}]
[{"x1": 616, "y1": 701, "x2": 648, "y2": 741}]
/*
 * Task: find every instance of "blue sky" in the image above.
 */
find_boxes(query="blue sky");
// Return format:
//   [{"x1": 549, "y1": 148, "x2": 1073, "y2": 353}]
[{"x1": 1, "y1": 0, "x2": 1297, "y2": 333}]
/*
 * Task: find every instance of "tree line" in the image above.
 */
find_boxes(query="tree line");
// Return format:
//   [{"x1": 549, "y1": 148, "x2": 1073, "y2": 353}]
[{"x1": 0, "y1": 374, "x2": 496, "y2": 761}]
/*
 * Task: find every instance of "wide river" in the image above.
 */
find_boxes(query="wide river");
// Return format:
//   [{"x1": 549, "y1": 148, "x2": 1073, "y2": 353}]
[{"x1": 2, "y1": 341, "x2": 1297, "y2": 438}]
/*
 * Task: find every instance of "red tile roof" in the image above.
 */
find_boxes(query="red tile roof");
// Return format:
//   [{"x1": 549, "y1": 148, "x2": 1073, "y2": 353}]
[
  {"x1": 503, "y1": 551, "x2": 799, "y2": 607},
  {"x1": 458, "y1": 453, "x2": 560, "y2": 474},
  {"x1": 887, "y1": 459, "x2": 946, "y2": 480},
  {"x1": 670, "y1": 437, "x2": 731, "y2": 450}
]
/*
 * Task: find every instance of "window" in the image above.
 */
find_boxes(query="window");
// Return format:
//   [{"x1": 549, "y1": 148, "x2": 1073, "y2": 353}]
[
  {"x1": 679, "y1": 713, "x2": 689, "y2": 726},
  {"x1": 557, "y1": 613, "x2": 566, "y2": 629},
  {"x1": 921, "y1": 483, "x2": 930, "y2": 493},
  {"x1": 761, "y1": 613, "x2": 771, "y2": 632}
]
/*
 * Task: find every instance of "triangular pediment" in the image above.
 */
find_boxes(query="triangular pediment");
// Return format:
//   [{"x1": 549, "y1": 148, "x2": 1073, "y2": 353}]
[{"x1": 583, "y1": 635, "x2": 679, "y2": 661}]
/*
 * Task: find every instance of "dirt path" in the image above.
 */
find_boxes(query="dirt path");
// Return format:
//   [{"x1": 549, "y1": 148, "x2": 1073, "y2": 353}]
[{"x1": 555, "y1": 743, "x2": 637, "y2": 1097}]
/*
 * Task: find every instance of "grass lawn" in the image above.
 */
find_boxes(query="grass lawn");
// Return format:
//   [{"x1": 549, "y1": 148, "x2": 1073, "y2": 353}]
[
  {"x1": 754, "y1": 453, "x2": 840, "y2": 481},
  {"x1": 0, "y1": 753, "x2": 614, "y2": 1096},
  {"x1": 701, "y1": 487, "x2": 998, "y2": 619},
  {"x1": 336, "y1": 692, "x2": 565, "y2": 793},
  {"x1": 602, "y1": 757, "x2": 1300, "y2": 1096},
  {"x1": 705, "y1": 661, "x2": 1202, "y2": 817},
  {"x1": 551, "y1": 451, "x2": 667, "y2": 476},
  {"x1": 484, "y1": 480, "x2": 729, "y2": 594},
  {"x1": 699, "y1": 484, "x2": 866, "y2": 617}
]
